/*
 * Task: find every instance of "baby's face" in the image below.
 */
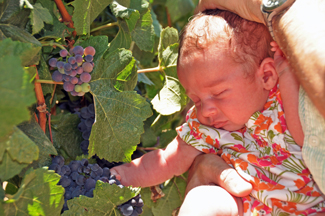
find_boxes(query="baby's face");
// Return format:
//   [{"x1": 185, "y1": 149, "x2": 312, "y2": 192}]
[{"x1": 178, "y1": 47, "x2": 269, "y2": 131}]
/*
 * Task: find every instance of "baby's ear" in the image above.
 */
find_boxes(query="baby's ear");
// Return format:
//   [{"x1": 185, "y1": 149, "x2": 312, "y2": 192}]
[{"x1": 257, "y1": 57, "x2": 278, "y2": 90}]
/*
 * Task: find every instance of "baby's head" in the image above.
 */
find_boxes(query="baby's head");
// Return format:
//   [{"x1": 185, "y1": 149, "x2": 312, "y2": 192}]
[
  {"x1": 177, "y1": 10, "x2": 278, "y2": 131},
  {"x1": 178, "y1": 9, "x2": 273, "y2": 78}
]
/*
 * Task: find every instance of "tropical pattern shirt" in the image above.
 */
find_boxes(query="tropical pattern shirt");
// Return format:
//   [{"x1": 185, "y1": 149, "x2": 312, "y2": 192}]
[{"x1": 177, "y1": 85, "x2": 325, "y2": 216}]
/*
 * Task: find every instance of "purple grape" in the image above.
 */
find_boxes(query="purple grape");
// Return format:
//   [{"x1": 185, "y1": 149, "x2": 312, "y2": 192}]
[
  {"x1": 84, "y1": 46, "x2": 96, "y2": 56},
  {"x1": 85, "y1": 55, "x2": 93, "y2": 62},
  {"x1": 80, "y1": 73, "x2": 91, "y2": 82},
  {"x1": 82, "y1": 130, "x2": 91, "y2": 140},
  {"x1": 59, "y1": 176, "x2": 71, "y2": 188},
  {"x1": 70, "y1": 90, "x2": 78, "y2": 96},
  {"x1": 52, "y1": 156, "x2": 64, "y2": 166},
  {"x1": 120, "y1": 204, "x2": 133, "y2": 216},
  {"x1": 102, "y1": 167, "x2": 111, "y2": 177},
  {"x1": 76, "y1": 175, "x2": 85, "y2": 186},
  {"x1": 70, "y1": 70, "x2": 77, "y2": 77},
  {"x1": 75, "y1": 54, "x2": 83, "y2": 64},
  {"x1": 71, "y1": 172, "x2": 79, "y2": 180},
  {"x1": 71, "y1": 63, "x2": 78, "y2": 69},
  {"x1": 63, "y1": 82, "x2": 75, "y2": 92},
  {"x1": 77, "y1": 78, "x2": 83, "y2": 85},
  {"x1": 61, "y1": 165, "x2": 71, "y2": 175},
  {"x1": 78, "y1": 91, "x2": 85, "y2": 96},
  {"x1": 81, "y1": 159, "x2": 89, "y2": 166},
  {"x1": 56, "y1": 61, "x2": 64, "y2": 69},
  {"x1": 64, "y1": 63, "x2": 72, "y2": 71},
  {"x1": 70, "y1": 77, "x2": 78, "y2": 84},
  {"x1": 63, "y1": 75, "x2": 70, "y2": 82},
  {"x1": 82, "y1": 62, "x2": 93, "y2": 73},
  {"x1": 60, "y1": 49, "x2": 68, "y2": 57},
  {"x1": 73, "y1": 46, "x2": 84, "y2": 55},
  {"x1": 68, "y1": 57, "x2": 76, "y2": 64},
  {"x1": 85, "y1": 188, "x2": 94, "y2": 197},
  {"x1": 85, "y1": 178, "x2": 96, "y2": 191},
  {"x1": 76, "y1": 67, "x2": 83, "y2": 74},
  {"x1": 65, "y1": 69, "x2": 72, "y2": 75},
  {"x1": 49, "y1": 163, "x2": 61, "y2": 173},
  {"x1": 52, "y1": 71, "x2": 63, "y2": 82},
  {"x1": 69, "y1": 161, "x2": 80, "y2": 172},
  {"x1": 49, "y1": 58, "x2": 58, "y2": 67}
]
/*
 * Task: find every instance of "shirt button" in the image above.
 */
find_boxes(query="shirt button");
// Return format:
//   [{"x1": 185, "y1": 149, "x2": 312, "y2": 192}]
[{"x1": 308, "y1": 135, "x2": 319, "y2": 147}]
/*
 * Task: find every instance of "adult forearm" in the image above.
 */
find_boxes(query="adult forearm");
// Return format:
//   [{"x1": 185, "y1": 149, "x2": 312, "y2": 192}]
[{"x1": 273, "y1": 0, "x2": 325, "y2": 118}]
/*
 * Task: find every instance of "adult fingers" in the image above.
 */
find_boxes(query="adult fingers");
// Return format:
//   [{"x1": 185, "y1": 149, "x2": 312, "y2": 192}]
[{"x1": 195, "y1": 0, "x2": 264, "y2": 24}]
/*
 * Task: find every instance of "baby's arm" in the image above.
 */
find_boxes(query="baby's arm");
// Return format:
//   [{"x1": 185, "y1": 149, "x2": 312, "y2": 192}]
[
  {"x1": 271, "y1": 42, "x2": 304, "y2": 146},
  {"x1": 111, "y1": 136, "x2": 202, "y2": 187}
]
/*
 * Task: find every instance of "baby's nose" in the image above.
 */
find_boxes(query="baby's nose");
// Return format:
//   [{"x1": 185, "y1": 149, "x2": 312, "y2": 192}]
[{"x1": 201, "y1": 101, "x2": 217, "y2": 118}]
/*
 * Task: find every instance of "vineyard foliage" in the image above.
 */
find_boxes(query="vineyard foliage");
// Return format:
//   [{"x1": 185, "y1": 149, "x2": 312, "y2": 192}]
[{"x1": 0, "y1": 0, "x2": 197, "y2": 215}]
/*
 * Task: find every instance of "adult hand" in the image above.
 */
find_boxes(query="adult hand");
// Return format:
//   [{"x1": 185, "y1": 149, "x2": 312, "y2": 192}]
[
  {"x1": 195, "y1": 0, "x2": 264, "y2": 24},
  {"x1": 185, "y1": 153, "x2": 252, "y2": 197}
]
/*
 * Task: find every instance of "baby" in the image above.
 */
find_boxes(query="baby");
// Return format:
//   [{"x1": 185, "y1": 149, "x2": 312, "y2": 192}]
[{"x1": 111, "y1": 10, "x2": 325, "y2": 215}]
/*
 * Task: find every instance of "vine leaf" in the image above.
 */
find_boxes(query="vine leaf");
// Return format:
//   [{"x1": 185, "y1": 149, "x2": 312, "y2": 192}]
[
  {"x1": 110, "y1": 0, "x2": 155, "y2": 52},
  {"x1": 141, "y1": 176, "x2": 187, "y2": 216},
  {"x1": 0, "y1": 38, "x2": 41, "y2": 67},
  {"x1": 0, "y1": 168, "x2": 65, "y2": 216},
  {"x1": 152, "y1": 28, "x2": 188, "y2": 116},
  {"x1": 165, "y1": 0, "x2": 195, "y2": 23},
  {"x1": 62, "y1": 181, "x2": 140, "y2": 215},
  {"x1": 0, "y1": 127, "x2": 39, "y2": 181},
  {"x1": 17, "y1": 118, "x2": 58, "y2": 172},
  {"x1": 50, "y1": 113, "x2": 83, "y2": 160},
  {"x1": 38, "y1": 55, "x2": 53, "y2": 95},
  {"x1": 72, "y1": 0, "x2": 113, "y2": 35},
  {"x1": 89, "y1": 48, "x2": 152, "y2": 162},
  {"x1": 29, "y1": 3, "x2": 53, "y2": 35},
  {"x1": 0, "y1": 55, "x2": 36, "y2": 138}
]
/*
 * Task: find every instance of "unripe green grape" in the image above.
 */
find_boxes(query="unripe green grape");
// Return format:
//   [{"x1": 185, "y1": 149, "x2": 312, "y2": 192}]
[
  {"x1": 74, "y1": 85, "x2": 82, "y2": 92},
  {"x1": 81, "y1": 83, "x2": 90, "y2": 92}
]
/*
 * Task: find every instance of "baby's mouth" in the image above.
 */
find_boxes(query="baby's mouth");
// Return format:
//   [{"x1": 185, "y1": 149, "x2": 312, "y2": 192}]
[{"x1": 213, "y1": 121, "x2": 228, "y2": 129}]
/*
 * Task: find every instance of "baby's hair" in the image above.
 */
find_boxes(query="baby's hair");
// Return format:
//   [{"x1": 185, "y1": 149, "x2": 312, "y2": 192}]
[{"x1": 178, "y1": 9, "x2": 273, "y2": 77}]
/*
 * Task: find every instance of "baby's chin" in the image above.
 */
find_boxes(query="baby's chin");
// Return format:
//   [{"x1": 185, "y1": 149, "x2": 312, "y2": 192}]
[{"x1": 218, "y1": 123, "x2": 245, "y2": 132}]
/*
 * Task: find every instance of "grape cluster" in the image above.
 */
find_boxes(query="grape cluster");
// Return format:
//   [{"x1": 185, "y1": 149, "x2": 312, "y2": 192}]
[
  {"x1": 49, "y1": 46, "x2": 96, "y2": 96},
  {"x1": 118, "y1": 194, "x2": 144, "y2": 216},
  {"x1": 76, "y1": 104, "x2": 95, "y2": 154},
  {"x1": 49, "y1": 156, "x2": 144, "y2": 215}
]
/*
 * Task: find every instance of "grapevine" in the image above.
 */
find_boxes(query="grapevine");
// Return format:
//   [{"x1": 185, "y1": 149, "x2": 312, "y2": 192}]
[{"x1": 0, "y1": 0, "x2": 193, "y2": 215}]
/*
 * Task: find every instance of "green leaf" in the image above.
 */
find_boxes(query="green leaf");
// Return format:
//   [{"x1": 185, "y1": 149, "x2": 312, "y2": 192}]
[
  {"x1": 17, "y1": 119, "x2": 57, "y2": 172},
  {"x1": 152, "y1": 76, "x2": 186, "y2": 115},
  {"x1": 38, "y1": 55, "x2": 53, "y2": 95},
  {"x1": 1, "y1": 168, "x2": 65, "y2": 216},
  {"x1": 29, "y1": 3, "x2": 53, "y2": 35},
  {"x1": 62, "y1": 181, "x2": 140, "y2": 215},
  {"x1": 0, "y1": 38, "x2": 41, "y2": 67},
  {"x1": 50, "y1": 113, "x2": 83, "y2": 160},
  {"x1": 0, "y1": 0, "x2": 31, "y2": 29},
  {"x1": 0, "y1": 186, "x2": 4, "y2": 200},
  {"x1": 0, "y1": 55, "x2": 36, "y2": 138},
  {"x1": 108, "y1": 19, "x2": 132, "y2": 53},
  {"x1": 72, "y1": 0, "x2": 113, "y2": 35},
  {"x1": 165, "y1": 0, "x2": 195, "y2": 22},
  {"x1": 4, "y1": 182, "x2": 18, "y2": 195},
  {"x1": 0, "y1": 126, "x2": 39, "y2": 181},
  {"x1": 142, "y1": 176, "x2": 187, "y2": 216},
  {"x1": 158, "y1": 27, "x2": 178, "y2": 62},
  {"x1": 88, "y1": 48, "x2": 152, "y2": 162},
  {"x1": 110, "y1": 1, "x2": 140, "y2": 32}
]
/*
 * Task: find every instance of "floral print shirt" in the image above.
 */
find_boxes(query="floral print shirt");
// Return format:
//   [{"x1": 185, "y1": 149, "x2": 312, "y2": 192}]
[{"x1": 177, "y1": 85, "x2": 325, "y2": 216}]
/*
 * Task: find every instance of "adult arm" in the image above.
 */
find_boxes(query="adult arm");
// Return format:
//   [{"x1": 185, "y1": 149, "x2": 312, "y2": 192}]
[
  {"x1": 196, "y1": 0, "x2": 325, "y2": 119},
  {"x1": 185, "y1": 153, "x2": 252, "y2": 197},
  {"x1": 110, "y1": 136, "x2": 202, "y2": 187}
]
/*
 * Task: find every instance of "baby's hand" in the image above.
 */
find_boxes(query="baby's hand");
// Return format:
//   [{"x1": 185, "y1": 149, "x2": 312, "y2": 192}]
[{"x1": 271, "y1": 41, "x2": 292, "y2": 77}]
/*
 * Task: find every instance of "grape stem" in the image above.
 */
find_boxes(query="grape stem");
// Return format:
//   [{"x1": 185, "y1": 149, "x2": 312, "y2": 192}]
[
  {"x1": 33, "y1": 66, "x2": 47, "y2": 133},
  {"x1": 166, "y1": 8, "x2": 172, "y2": 27},
  {"x1": 90, "y1": 22, "x2": 118, "y2": 33},
  {"x1": 53, "y1": 0, "x2": 77, "y2": 37},
  {"x1": 40, "y1": 41, "x2": 70, "y2": 55},
  {"x1": 36, "y1": 79, "x2": 64, "y2": 85},
  {"x1": 137, "y1": 66, "x2": 162, "y2": 73}
]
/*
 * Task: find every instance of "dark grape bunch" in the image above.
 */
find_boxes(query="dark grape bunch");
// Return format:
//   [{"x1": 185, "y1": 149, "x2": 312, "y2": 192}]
[
  {"x1": 118, "y1": 194, "x2": 144, "y2": 216},
  {"x1": 49, "y1": 156, "x2": 143, "y2": 215},
  {"x1": 77, "y1": 104, "x2": 95, "y2": 154},
  {"x1": 48, "y1": 46, "x2": 96, "y2": 96}
]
